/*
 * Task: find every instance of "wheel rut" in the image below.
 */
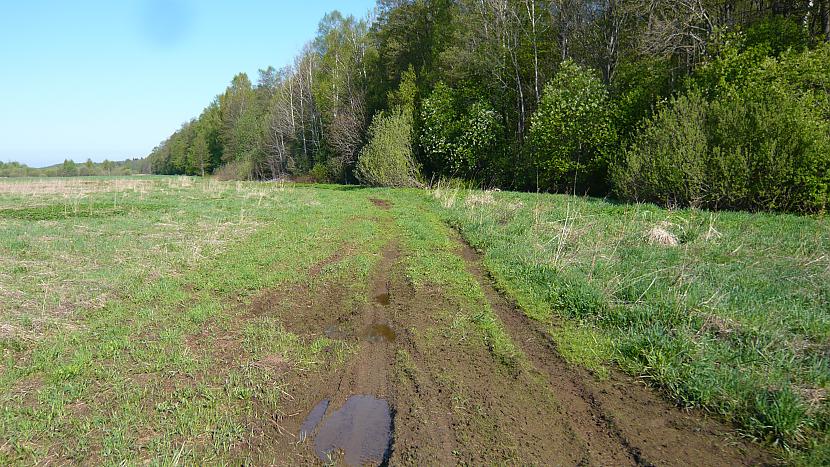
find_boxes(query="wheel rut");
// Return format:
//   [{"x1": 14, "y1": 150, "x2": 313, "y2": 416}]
[{"x1": 454, "y1": 238, "x2": 776, "y2": 467}]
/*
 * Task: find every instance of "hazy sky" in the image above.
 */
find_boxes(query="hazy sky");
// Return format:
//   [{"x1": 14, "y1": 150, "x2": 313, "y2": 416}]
[{"x1": 0, "y1": 0, "x2": 375, "y2": 167}]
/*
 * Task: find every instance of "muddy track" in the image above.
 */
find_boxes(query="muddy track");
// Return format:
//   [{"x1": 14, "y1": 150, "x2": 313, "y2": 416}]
[
  {"x1": 455, "y1": 239, "x2": 775, "y2": 467},
  {"x1": 233, "y1": 202, "x2": 774, "y2": 465}
]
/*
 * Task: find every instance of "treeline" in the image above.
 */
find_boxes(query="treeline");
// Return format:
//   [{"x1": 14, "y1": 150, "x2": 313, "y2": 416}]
[
  {"x1": 149, "y1": 0, "x2": 830, "y2": 213},
  {"x1": 0, "y1": 158, "x2": 151, "y2": 178}
]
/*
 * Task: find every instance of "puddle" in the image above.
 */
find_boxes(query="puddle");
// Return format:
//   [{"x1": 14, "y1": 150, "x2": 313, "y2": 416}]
[
  {"x1": 374, "y1": 292, "x2": 390, "y2": 306},
  {"x1": 314, "y1": 395, "x2": 393, "y2": 466},
  {"x1": 363, "y1": 324, "x2": 396, "y2": 343},
  {"x1": 324, "y1": 324, "x2": 349, "y2": 340},
  {"x1": 299, "y1": 399, "x2": 330, "y2": 441}
]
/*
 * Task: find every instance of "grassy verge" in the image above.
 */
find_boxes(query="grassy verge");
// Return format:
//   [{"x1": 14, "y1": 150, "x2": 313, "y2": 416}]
[{"x1": 433, "y1": 185, "x2": 829, "y2": 462}]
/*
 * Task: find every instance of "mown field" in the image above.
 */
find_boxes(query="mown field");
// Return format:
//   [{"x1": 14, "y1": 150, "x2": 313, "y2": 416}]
[{"x1": 0, "y1": 176, "x2": 826, "y2": 465}]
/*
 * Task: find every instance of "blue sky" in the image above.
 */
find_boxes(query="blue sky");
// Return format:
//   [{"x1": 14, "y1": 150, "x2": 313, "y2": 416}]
[{"x1": 0, "y1": 0, "x2": 375, "y2": 167}]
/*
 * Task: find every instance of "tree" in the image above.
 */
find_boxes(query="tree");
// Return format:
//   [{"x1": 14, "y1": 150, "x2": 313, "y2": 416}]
[
  {"x1": 355, "y1": 68, "x2": 421, "y2": 187},
  {"x1": 101, "y1": 159, "x2": 115, "y2": 175},
  {"x1": 529, "y1": 60, "x2": 615, "y2": 193},
  {"x1": 420, "y1": 82, "x2": 503, "y2": 178},
  {"x1": 61, "y1": 159, "x2": 78, "y2": 176}
]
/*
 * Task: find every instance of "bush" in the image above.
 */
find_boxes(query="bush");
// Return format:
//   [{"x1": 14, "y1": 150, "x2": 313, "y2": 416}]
[
  {"x1": 611, "y1": 90, "x2": 709, "y2": 207},
  {"x1": 613, "y1": 44, "x2": 830, "y2": 213},
  {"x1": 308, "y1": 162, "x2": 332, "y2": 183},
  {"x1": 214, "y1": 159, "x2": 252, "y2": 181},
  {"x1": 529, "y1": 60, "x2": 616, "y2": 193},
  {"x1": 420, "y1": 83, "x2": 503, "y2": 178},
  {"x1": 355, "y1": 109, "x2": 422, "y2": 187}
]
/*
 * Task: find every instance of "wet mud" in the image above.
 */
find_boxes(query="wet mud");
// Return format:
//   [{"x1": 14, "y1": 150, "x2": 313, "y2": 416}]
[
  {"x1": 312, "y1": 395, "x2": 393, "y2": 465},
  {"x1": 454, "y1": 238, "x2": 775, "y2": 467},
  {"x1": 231, "y1": 211, "x2": 774, "y2": 466}
]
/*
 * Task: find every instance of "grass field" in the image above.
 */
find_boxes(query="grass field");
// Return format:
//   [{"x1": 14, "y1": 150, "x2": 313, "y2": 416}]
[{"x1": 0, "y1": 176, "x2": 826, "y2": 464}]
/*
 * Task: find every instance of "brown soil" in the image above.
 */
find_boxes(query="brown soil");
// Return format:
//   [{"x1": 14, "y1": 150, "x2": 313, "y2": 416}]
[
  {"x1": 369, "y1": 198, "x2": 392, "y2": 210},
  {"x1": 456, "y1": 240, "x2": 776, "y2": 467}
]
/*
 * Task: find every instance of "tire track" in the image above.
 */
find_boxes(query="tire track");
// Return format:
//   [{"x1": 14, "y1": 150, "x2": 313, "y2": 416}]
[{"x1": 455, "y1": 238, "x2": 774, "y2": 467}]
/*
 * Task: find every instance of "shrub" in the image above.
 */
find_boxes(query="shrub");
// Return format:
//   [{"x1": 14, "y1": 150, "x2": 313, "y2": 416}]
[
  {"x1": 420, "y1": 83, "x2": 503, "y2": 178},
  {"x1": 611, "y1": 90, "x2": 710, "y2": 207},
  {"x1": 308, "y1": 162, "x2": 331, "y2": 183},
  {"x1": 355, "y1": 109, "x2": 422, "y2": 187},
  {"x1": 614, "y1": 44, "x2": 830, "y2": 213},
  {"x1": 214, "y1": 159, "x2": 252, "y2": 181},
  {"x1": 420, "y1": 82, "x2": 458, "y2": 173},
  {"x1": 529, "y1": 60, "x2": 616, "y2": 193}
]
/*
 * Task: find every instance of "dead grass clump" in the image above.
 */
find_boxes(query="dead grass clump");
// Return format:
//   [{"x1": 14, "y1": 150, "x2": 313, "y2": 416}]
[
  {"x1": 697, "y1": 314, "x2": 739, "y2": 338},
  {"x1": 431, "y1": 183, "x2": 460, "y2": 208},
  {"x1": 795, "y1": 387, "x2": 827, "y2": 414},
  {"x1": 646, "y1": 222, "x2": 679, "y2": 246},
  {"x1": 464, "y1": 190, "x2": 497, "y2": 208},
  {"x1": 703, "y1": 224, "x2": 722, "y2": 241}
]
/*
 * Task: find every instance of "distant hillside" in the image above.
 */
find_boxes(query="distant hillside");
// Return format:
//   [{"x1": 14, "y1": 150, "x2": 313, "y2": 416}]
[{"x1": 0, "y1": 157, "x2": 151, "y2": 177}]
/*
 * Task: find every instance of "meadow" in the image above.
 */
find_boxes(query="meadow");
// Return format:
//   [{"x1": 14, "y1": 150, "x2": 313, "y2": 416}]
[{"x1": 0, "y1": 176, "x2": 826, "y2": 465}]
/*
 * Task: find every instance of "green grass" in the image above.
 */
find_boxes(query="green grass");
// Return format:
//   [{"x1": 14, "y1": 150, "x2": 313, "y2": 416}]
[
  {"x1": 0, "y1": 178, "x2": 528, "y2": 464},
  {"x1": 0, "y1": 177, "x2": 387, "y2": 463},
  {"x1": 433, "y1": 185, "x2": 829, "y2": 461},
  {"x1": 2, "y1": 176, "x2": 827, "y2": 463}
]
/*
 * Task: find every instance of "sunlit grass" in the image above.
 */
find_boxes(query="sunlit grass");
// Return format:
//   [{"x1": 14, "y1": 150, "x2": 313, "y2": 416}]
[{"x1": 435, "y1": 186, "x2": 829, "y2": 460}]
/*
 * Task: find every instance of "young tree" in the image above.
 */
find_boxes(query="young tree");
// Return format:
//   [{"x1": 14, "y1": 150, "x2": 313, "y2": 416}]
[{"x1": 529, "y1": 60, "x2": 615, "y2": 193}]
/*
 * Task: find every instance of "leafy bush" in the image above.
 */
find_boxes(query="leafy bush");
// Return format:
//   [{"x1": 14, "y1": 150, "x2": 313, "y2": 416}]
[
  {"x1": 308, "y1": 162, "x2": 332, "y2": 183},
  {"x1": 529, "y1": 60, "x2": 616, "y2": 193},
  {"x1": 614, "y1": 44, "x2": 830, "y2": 213},
  {"x1": 611, "y1": 57, "x2": 673, "y2": 145},
  {"x1": 420, "y1": 83, "x2": 503, "y2": 178},
  {"x1": 355, "y1": 109, "x2": 422, "y2": 187},
  {"x1": 611, "y1": 90, "x2": 709, "y2": 207}
]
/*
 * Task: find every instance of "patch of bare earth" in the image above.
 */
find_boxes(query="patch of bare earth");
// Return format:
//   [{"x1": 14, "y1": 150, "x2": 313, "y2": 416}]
[
  {"x1": 456, "y1": 239, "x2": 776, "y2": 466},
  {"x1": 369, "y1": 198, "x2": 392, "y2": 210}
]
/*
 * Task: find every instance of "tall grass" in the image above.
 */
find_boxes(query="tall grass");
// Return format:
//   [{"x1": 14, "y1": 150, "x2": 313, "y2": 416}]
[{"x1": 435, "y1": 187, "x2": 829, "y2": 460}]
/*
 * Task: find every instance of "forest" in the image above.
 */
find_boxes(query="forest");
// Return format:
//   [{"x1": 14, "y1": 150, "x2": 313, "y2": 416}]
[
  {"x1": 0, "y1": 158, "x2": 150, "y2": 178},
  {"x1": 147, "y1": 0, "x2": 830, "y2": 213}
]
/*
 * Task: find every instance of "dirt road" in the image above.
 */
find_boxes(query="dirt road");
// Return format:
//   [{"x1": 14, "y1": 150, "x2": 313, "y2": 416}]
[{"x1": 237, "y1": 197, "x2": 773, "y2": 466}]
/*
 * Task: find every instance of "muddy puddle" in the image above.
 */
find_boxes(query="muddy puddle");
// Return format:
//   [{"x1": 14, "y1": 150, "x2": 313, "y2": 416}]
[
  {"x1": 299, "y1": 399, "x2": 330, "y2": 441},
  {"x1": 363, "y1": 324, "x2": 396, "y2": 343},
  {"x1": 301, "y1": 395, "x2": 393, "y2": 466}
]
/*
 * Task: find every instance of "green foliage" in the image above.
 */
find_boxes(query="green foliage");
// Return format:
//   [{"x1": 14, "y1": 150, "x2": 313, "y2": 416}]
[
  {"x1": 60, "y1": 159, "x2": 78, "y2": 177},
  {"x1": 529, "y1": 61, "x2": 616, "y2": 193},
  {"x1": 356, "y1": 70, "x2": 422, "y2": 188},
  {"x1": 308, "y1": 162, "x2": 331, "y2": 183},
  {"x1": 420, "y1": 82, "x2": 503, "y2": 178},
  {"x1": 611, "y1": 90, "x2": 710, "y2": 206},
  {"x1": 611, "y1": 57, "x2": 673, "y2": 144},
  {"x1": 355, "y1": 109, "x2": 421, "y2": 187},
  {"x1": 743, "y1": 16, "x2": 809, "y2": 56},
  {"x1": 615, "y1": 44, "x2": 830, "y2": 212}
]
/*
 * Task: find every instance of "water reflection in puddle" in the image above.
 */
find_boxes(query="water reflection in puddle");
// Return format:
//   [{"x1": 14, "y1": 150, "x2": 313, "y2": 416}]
[
  {"x1": 299, "y1": 399, "x2": 329, "y2": 441},
  {"x1": 363, "y1": 324, "x2": 396, "y2": 343},
  {"x1": 313, "y1": 395, "x2": 393, "y2": 466}
]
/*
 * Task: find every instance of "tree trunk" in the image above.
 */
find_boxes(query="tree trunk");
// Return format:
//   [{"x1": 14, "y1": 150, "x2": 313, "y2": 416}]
[{"x1": 823, "y1": 0, "x2": 830, "y2": 42}]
